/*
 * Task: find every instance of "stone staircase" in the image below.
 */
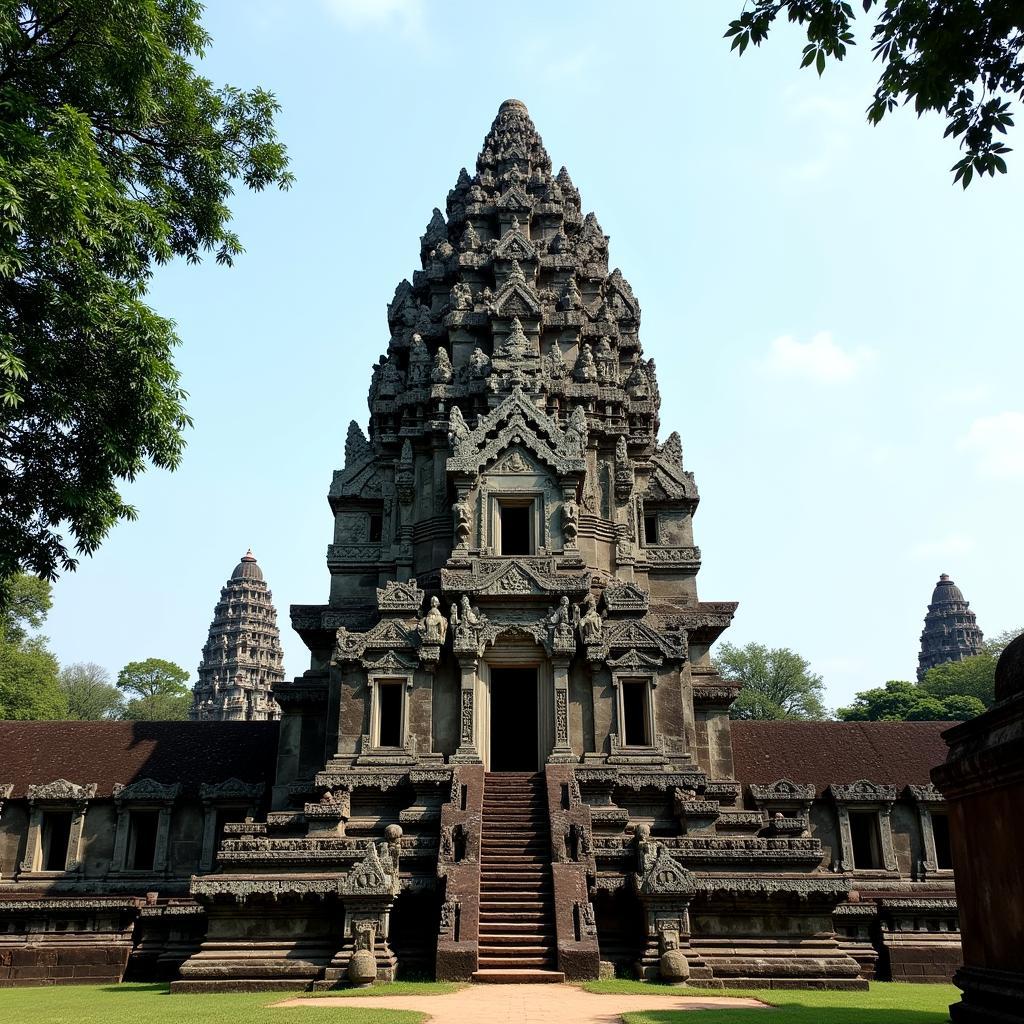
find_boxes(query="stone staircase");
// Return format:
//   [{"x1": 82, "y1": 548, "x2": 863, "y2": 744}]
[{"x1": 473, "y1": 771, "x2": 563, "y2": 983}]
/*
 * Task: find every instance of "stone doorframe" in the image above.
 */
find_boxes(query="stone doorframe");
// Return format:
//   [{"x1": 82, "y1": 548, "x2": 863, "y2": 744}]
[
  {"x1": 110, "y1": 778, "x2": 181, "y2": 876},
  {"x1": 827, "y1": 780, "x2": 899, "y2": 874},
  {"x1": 198, "y1": 778, "x2": 266, "y2": 871},
  {"x1": 18, "y1": 779, "x2": 97, "y2": 876},
  {"x1": 478, "y1": 642, "x2": 555, "y2": 772},
  {"x1": 906, "y1": 783, "x2": 953, "y2": 880}
]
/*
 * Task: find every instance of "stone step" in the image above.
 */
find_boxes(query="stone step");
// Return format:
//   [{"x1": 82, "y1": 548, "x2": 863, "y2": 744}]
[
  {"x1": 477, "y1": 956, "x2": 557, "y2": 969},
  {"x1": 480, "y1": 908, "x2": 549, "y2": 919},
  {"x1": 472, "y1": 969, "x2": 565, "y2": 984},
  {"x1": 479, "y1": 931, "x2": 555, "y2": 944},
  {"x1": 481, "y1": 879, "x2": 551, "y2": 890},
  {"x1": 479, "y1": 945, "x2": 554, "y2": 958}
]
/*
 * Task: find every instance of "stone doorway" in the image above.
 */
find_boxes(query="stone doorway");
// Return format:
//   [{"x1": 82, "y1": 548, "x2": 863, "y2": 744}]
[{"x1": 488, "y1": 668, "x2": 538, "y2": 772}]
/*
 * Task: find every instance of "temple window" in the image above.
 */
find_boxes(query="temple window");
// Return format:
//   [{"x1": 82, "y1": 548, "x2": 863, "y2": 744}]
[
  {"x1": 828, "y1": 781, "x2": 898, "y2": 873},
  {"x1": 848, "y1": 811, "x2": 883, "y2": 869},
  {"x1": 369, "y1": 513, "x2": 383, "y2": 542},
  {"x1": 498, "y1": 500, "x2": 533, "y2": 555},
  {"x1": 616, "y1": 676, "x2": 655, "y2": 748},
  {"x1": 643, "y1": 512, "x2": 658, "y2": 545},
  {"x1": 40, "y1": 811, "x2": 72, "y2": 872},
  {"x1": 127, "y1": 810, "x2": 160, "y2": 871},
  {"x1": 932, "y1": 812, "x2": 953, "y2": 870},
  {"x1": 376, "y1": 680, "x2": 404, "y2": 748}
]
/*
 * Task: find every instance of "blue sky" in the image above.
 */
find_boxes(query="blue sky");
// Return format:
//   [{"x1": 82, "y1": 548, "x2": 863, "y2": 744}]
[{"x1": 45, "y1": 1, "x2": 1024, "y2": 710}]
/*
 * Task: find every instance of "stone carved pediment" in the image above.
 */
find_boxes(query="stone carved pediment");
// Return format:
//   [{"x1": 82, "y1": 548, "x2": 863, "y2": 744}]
[
  {"x1": 606, "y1": 648, "x2": 663, "y2": 670},
  {"x1": 446, "y1": 388, "x2": 586, "y2": 478},
  {"x1": 363, "y1": 650, "x2": 418, "y2": 673},
  {"x1": 112, "y1": 779, "x2": 181, "y2": 804},
  {"x1": 495, "y1": 184, "x2": 532, "y2": 212},
  {"x1": 333, "y1": 619, "x2": 416, "y2": 663},
  {"x1": 492, "y1": 448, "x2": 536, "y2": 474},
  {"x1": 828, "y1": 780, "x2": 898, "y2": 804},
  {"x1": 597, "y1": 618, "x2": 687, "y2": 661},
  {"x1": 636, "y1": 845, "x2": 696, "y2": 896},
  {"x1": 342, "y1": 840, "x2": 395, "y2": 897},
  {"x1": 27, "y1": 780, "x2": 96, "y2": 804},
  {"x1": 493, "y1": 279, "x2": 542, "y2": 318},
  {"x1": 376, "y1": 580, "x2": 425, "y2": 614},
  {"x1": 330, "y1": 460, "x2": 383, "y2": 500},
  {"x1": 200, "y1": 778, "x2": 265, "y2": 803},
  {"x1": 442, "y1": 559, "x2": 592, "y2": 601},
  {"x1": 602, "y1": 580, "x2": 651, "y2": 613},
  {"x1": 749, "y1": 779, "x2": 816, "y2": 803},
  {"x1": 907, "y1": 783, "x2": 944, "y2": 804},
  {"x1": 494, "y1": 225, "x2": 537, "y2": 262}
]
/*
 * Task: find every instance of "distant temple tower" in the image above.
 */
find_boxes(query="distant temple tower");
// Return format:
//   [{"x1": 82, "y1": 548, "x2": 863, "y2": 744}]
[
  {"x1": 917, "y1": 573, "x2": 984, "y2": 681},
  {"x1": 190, "y1": 550, "x2": 284, "y2": 721}
]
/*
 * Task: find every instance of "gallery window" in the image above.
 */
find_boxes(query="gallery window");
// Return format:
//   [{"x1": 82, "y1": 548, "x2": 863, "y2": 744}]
[
  {"x1": 127, "y1": 810, "x2": 160, "y2": 871},
  {"x1": 40, "y1": 811, "x2": 73, "y2": 872},
  {"x1": 499, "y1": 501, "x2": 533, "y2": 555},
  {"x1": 849, "y1": 810, "x2": 883, "y2": 869},
  {"x1": 931, "y1": 811, "x2": 954, "y2": 870}
]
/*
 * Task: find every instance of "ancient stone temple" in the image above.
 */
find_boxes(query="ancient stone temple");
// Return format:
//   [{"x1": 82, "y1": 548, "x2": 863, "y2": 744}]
[
  {"x1": 0, "y1": 101, "x2": 962, "y2": 990},
  {"x1": 189, "y1": 550, "x2": 284, "y2": 722},
  {"x1": 918, "y1": 574, "x2": 984, "y2": 681}
]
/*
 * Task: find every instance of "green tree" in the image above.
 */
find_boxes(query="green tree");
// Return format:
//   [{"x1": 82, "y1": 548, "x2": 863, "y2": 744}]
[
  {"x1": 0, "y1": 573, "x2": 65, "y2": 719},
  {"x1": 725, "y1": 3, "x2": 1022, "y2": 186},
  {"x1": 0, "y1": 1, "x2": 292, "y2": 589},
  {"x1": 918, "y1": 629, "x2": 1022, "y2": 709},
  {"x1": 716, "y1": 641, "x2": 827, "y2": 720},
  {"x1": 59, "y1": 661, "x2": 124, "y2": 720},
  {"x1": 836, "y1": 679, "x2": 986, "y2": 721},
  {"x1": 117, "y1": 657, "x2": 191, "y2": 720}
]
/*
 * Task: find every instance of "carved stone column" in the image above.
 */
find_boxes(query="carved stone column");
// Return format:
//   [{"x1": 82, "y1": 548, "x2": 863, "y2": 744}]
[
  {"x1": 451, "y1": 657, "x2": 481, "y2": 763},
  {"x1": 548, "y1": 656, "x2": 574, "y2": 764}
]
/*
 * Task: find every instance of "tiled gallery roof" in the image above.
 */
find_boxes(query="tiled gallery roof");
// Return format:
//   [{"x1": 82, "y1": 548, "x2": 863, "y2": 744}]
[
  {"x1": 730, "y1": 720, "x2": 951, "y2": 795},
  {"x1": 0, "y1": 720, "x2": 279, "y2": 798}
]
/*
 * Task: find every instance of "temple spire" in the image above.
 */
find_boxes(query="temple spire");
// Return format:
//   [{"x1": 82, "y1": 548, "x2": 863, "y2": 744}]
[{"x1": 917, "y1": 573, "x2": 984, "y2": 680}]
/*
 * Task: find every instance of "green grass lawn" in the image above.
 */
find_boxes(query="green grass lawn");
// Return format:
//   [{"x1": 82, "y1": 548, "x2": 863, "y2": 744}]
[
  {"x1": 583, "y1": 979, "x2": 957, "y2": 1024},
  {"x1": 0, "y1": 982, "x2": 426, "y2": 1024}
]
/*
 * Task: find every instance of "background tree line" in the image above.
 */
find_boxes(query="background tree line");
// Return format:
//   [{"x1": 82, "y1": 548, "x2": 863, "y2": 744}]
[
  {"x1": 718, "y1": 632, "x2": 1021, "y2": 723},
  {"x1": 0, "y1": 573, "x2": 191, "y2": 721}
]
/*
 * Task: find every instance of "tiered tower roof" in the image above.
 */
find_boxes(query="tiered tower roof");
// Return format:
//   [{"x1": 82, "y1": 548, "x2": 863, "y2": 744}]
[
  {"x1": 191, "y1": 550, "x2": 285, "y2": 721},
  {"x1": 917, "y1": 573, "x2": 984, "y2": 681},
  {"x1": 352, "y1": 97, "x2": 661, "y2": 462}
]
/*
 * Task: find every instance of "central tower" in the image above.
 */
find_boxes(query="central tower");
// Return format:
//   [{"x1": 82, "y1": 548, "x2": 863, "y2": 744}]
[{"x1": 288, "y1": 97, "x2": 738, "y2": 778}]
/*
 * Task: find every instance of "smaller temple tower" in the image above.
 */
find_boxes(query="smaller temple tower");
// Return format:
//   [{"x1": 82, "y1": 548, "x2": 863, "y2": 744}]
[
  {"x1": 190, "y1": 550, "x2": 285, "y2": 721},
  {"x1": 917, "y1": 573, "x2": 984, "y2": 680}
]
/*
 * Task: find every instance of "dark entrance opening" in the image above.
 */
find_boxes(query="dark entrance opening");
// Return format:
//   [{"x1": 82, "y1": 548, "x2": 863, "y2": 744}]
[
  {"x1": 849, "y1": 810, "x2": 883, "y2": 869},
  {"x1": 490, "y1": 668, "x2": 538, "y2": 771},
  {"x1": 41, "y1": 811, "x2": 72, "y2": 871},
  {"x1": 500, "y1": 504, "x2": 532, "y2": 555},
  {"x1": 932, "y1": 811, "x2": 954, "y2": 870},
  {"x1": 377, "y1": 682, "x2": 403, "y2": 747},
  {"x1": 129, "y1": 810, "x2": 160, "y2": 871},
  {"x1": 622, "y1": 680, "x2": 651, "y2": 746}
]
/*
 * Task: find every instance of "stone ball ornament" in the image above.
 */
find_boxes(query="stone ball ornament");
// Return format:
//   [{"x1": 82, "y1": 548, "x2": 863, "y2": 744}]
[
  {"x1": 347, "y1": 948, "x2": 377, "y2": 987},
  {"x1": 659, "y1": 948, "x2": 690, "y2": 983}
]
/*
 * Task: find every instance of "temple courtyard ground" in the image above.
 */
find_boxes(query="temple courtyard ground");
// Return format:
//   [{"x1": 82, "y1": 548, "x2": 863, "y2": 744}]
[{"x1": 0, "y1": 980, "x2": 958, "y2": 1024}]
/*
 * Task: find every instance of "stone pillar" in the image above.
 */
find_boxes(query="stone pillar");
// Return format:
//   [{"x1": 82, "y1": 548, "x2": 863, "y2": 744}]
[
  {"x1": 933, "y1": 633, "x2": 1024, "y2": 1024},
  {"x1": 452, "y1": 657, "x2": 481, "y2": 763},
  {"x1": 548, "y1": 656, "x2": 574, "y2": 763}
]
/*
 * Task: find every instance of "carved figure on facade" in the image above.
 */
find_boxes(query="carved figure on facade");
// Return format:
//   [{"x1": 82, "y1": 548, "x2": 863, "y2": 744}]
[
  {"x1": 418, "y1": 596, "x2": 448, "y2": 644},
  {"x1": 573, "y1": 342, "x2": 598, "y2": 383},
  {"x1": 577, "y1": 593, "x2": 604, "y2": 643},
  {"x1": 561, "y1": 496, "x2": 579, "y2": 546},
  {"x1": 452, "y1": 496, "x2": 472, "y2": 548},
  {"x1": 431, "y1": 347, "x2": 453, "y2": 384}
]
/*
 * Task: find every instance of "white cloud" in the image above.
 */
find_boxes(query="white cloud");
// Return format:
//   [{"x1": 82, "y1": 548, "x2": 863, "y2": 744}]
[
  {"x1": 324, "y1": 0, "x2": 423, "y2": 34},
  {"x1": 909, "y1": 533, "x2": 977, "y2": 562},
  {"x1": 761, "y1": 331, "x2": 876, "y2": 383},
  {"x1": 958, "y1": 411, "x2": 1024, "y2": 480}
]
